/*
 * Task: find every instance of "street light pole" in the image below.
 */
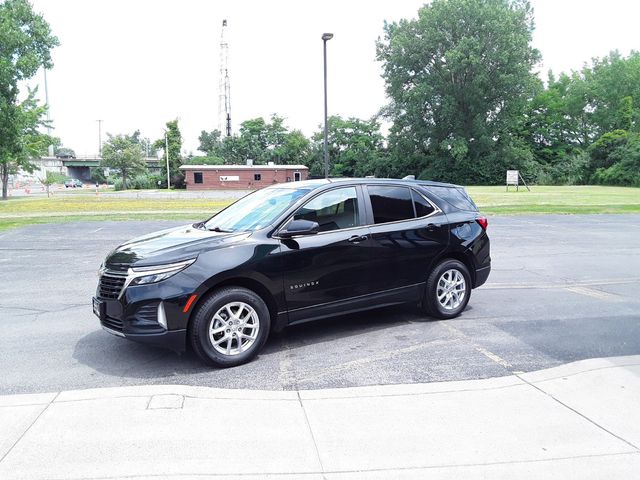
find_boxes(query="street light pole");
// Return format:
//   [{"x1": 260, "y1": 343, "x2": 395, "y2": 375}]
[
  {"x1": 322, "y1": 33, "x2": 333, "y2": 179},
  {"x1": 97, "y1": 120, "x2": 103, "y2": 157},
  {"x1": 165, "y1": 130, "x2": 171, "y2": 190},
  {"x1": 43, "y1": 69, "x2": 54, "y2": 156}
]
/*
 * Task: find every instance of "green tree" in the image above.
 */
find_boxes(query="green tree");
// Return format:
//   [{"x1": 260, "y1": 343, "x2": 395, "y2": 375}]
[
  {"x1": 309, "y1": 116, "x2": 385, "y2": 177},
  {"x1": 0, "y1": 0, "x2": 59, "y2": 199},
  {"x1": 198, "y1": 129, "x2": 224, "y2": 157},
  {"x1": 376, "y1": 0, "x2": 540, "y2": 183},
  {"x1": 154, "y1": 119, "x2": 184, "y2": 187},
  {"x1": 101, "y1": 133, "x2": 146, "y2": 189},
  {"x1": 40, "y1": 170, "x2": 65, "y2": 197},
  {"x1": 54, "y1": 146, "x2": 76, "y2": 158},
  {"x1": 277, "y1": 129, "x2": 311, "y2": 165},
  {"x1": 0, "y1": 89, "x2": 55, "y2": 198},
  {"x1": 585, "y1": 51, "x2": 640, "y2": 135},
  {"x1": 200, "y1": 115, "x2": 312, "y2": 166}
]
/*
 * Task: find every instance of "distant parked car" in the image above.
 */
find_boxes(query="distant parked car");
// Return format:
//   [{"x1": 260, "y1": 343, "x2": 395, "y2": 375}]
[{"x1": 64, "y1": 179, "x2": 83, "y2": 188}]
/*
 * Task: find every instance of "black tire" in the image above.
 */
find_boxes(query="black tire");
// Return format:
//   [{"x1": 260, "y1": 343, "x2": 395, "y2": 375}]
[
  {"x1": 423, "y1": 259, "x2": 471, "y2": 319},
  {"x1": 189, "y1": 287, "x2": 271, "y2": 368}
]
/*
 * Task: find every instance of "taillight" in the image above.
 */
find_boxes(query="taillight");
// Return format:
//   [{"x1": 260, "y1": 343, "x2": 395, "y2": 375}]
[{"x1": 476, "y1": 216, "x2": 488, "y2": 230}]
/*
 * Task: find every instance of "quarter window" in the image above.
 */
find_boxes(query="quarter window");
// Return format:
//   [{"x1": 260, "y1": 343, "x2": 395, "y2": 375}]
[
  {"x1": 193, "y1": 172, "x2": 203, "y2": 184},
  {"x1": 292, "y1": 187, "x2": 359, "y2": 232},
  {"x1": 412, "y1": 190, "x2": 436, "y2": 217},
  {"x1": 427, "y1": 186, "x2": 477, "y2": 211},
  {"x1": 368, "y1": 186, "x2": 414, "y2": 224}
]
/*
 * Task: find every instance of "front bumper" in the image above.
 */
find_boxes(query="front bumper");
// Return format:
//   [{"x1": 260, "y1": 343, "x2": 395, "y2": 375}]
[
  {"x1": 93, "y1": 296, "x2": 188, "y2": 352},
  {"x1": 99, "y1": 321, "x2": 187, "y2": 352},
  {"x1": 92, "y1": 268, "x2": 200, "y2": 352}
]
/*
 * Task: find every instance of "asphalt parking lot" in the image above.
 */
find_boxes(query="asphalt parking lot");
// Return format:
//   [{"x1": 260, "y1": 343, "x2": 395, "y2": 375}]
[{"x1": 1, "y1": 215, "x2": 639, "y2": 395}]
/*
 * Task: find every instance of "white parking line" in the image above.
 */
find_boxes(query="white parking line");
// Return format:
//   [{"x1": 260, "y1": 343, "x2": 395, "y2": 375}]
[
  {"x1": 442, "y1": 323, "x2": 514, "y2": 371},
  {"x1": 483, "y1": 278, "x2": 640, "y2": 290},
  {"x1": 475, "y1": 346, "x2": 513, "y2": 369},
  {"x1": 564, "y1": 286, "x2": 619, "y2": 301}
]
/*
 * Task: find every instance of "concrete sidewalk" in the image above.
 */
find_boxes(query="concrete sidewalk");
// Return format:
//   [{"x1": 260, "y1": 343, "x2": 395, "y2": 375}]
[{"x1": 1, "y1": 356, "x2": 639, "y2": 480}]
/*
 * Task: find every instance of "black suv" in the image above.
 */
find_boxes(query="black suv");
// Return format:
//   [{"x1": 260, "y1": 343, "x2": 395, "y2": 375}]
[{"x1": 93, "y1": 179, "x2": 490, "y2": 367}]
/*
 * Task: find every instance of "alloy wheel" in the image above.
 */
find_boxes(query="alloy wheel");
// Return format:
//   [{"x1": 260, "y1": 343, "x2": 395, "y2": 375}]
[
  {"x1": 208, "y1": 301, "x2": 260, "y2": 356},
  {"x1": 436, "y1": 269, "x2": 466, "y2": 311}
]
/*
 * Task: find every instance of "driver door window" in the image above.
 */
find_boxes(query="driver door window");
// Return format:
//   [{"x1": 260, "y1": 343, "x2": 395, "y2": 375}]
[{"x1": 292, "y1": 187, "x2": 360, "y2": 232}]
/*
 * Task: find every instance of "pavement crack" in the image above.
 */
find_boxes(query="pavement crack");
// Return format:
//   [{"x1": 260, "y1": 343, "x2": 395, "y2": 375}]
[
  {"x1": 518, "y1": 375, "x2": 640, "y2": 452},
  {"x1": 297, "y1": 391, "x2": 326, "y2": 477},
  {"x1": 0, "y1": 392, "x2": 60, "y2": 465}
]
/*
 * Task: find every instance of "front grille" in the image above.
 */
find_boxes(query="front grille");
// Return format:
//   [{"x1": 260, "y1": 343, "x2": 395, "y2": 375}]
[
  {"x1": 98, "y1": 273, "x2": 127, "y2": 299},
  {"x1": 105, "y1": 263, "x2": 129, "y2": 272},
  {"x1": 101, "y1": 315, "x2": 123, "y2": 332}
]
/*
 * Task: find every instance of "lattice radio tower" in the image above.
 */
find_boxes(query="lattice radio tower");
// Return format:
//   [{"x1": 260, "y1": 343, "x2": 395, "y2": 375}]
[{"x1": 218, "y1": 19, "x2": 232, "y2": 137}]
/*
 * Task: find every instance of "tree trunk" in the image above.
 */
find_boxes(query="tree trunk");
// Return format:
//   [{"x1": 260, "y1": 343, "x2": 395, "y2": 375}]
[
  {"x1": 1, "y1": 164, "x2": 8, "y2": 200},
  {"x1": 122, "y1": 170, "x2": 127, "y2": 190}
]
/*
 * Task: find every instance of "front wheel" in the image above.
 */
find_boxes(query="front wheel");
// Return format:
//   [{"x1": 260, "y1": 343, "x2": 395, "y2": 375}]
[
  {"x1": 423, "y1": 259, "x2": 471, "y2": 319},
  {"x1": 189, "y1": 287, "x2": 271, "y2": 367}
]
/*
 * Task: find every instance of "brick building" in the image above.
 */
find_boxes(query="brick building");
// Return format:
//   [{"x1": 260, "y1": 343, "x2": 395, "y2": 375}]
[{"x1": 180, "y1": 164, "x2": 309, "y2": 190}]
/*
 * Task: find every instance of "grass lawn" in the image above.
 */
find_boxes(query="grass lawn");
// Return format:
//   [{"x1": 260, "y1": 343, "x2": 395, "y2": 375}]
[
  {"x1": 0, "y1": 195, "x2": 227, "y2": 231},
  {"x1": 467, "y1": 185, "x2": 640, "y2": 215},
  {"x1": 0, "y1": 185, "x2": 638, "y2": 231}
]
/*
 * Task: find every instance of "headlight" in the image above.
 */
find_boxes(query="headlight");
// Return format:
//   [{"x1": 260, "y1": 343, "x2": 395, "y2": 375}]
[{"x1": 129, "y1": 259, "x2": 196, "y2": 286}]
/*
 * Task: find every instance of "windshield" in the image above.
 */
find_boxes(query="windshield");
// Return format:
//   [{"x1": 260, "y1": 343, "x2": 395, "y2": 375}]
[{"x1": 204, "y1": 187, "x2": 310, "y2": 232}]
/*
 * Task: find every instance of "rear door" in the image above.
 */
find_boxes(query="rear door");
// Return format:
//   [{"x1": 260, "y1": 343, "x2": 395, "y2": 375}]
[
  {"x1": 279, "y1": 186, "x2": 372, "y2": 322},
  {"x1": 364, "y1": 184, "x2": 449, "y2": 295}
]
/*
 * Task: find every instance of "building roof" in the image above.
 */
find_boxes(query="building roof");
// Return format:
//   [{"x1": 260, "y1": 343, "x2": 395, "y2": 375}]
[{"x1": 180, "y1": 164, "x2": 308, "y2": 171}]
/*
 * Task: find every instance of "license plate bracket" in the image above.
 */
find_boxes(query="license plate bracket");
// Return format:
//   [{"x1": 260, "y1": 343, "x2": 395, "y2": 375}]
[{"x1": 92, "y1": 297, "x2": 105, "y2": 319}]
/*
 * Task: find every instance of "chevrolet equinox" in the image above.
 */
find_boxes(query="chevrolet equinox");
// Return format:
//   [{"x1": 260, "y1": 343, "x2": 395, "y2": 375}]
[{"x1": 93, "y1": 178, "x2": 491, "y2": 367}]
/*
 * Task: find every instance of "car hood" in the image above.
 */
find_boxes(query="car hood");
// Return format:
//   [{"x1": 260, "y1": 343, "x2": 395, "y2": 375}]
[{"x1": 105, "y1": 224, "x2": 250, "y2": 268}]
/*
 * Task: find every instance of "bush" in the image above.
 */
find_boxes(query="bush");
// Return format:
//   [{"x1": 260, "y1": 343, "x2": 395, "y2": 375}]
[
  {"x1": 592, "y1": 137, "x2": 640, "y2": 186},
  {"x1": 537, "y1": 152, "x2": 590, "y2": 185},
  {"x1": 112, "y1": 174, "x2": 167, "y2": 190}
]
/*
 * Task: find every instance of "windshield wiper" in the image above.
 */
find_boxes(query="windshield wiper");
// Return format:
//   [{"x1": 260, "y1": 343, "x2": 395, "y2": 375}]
[{"x1": 207, "y1": 226, "x2": 234, "y2": 233}]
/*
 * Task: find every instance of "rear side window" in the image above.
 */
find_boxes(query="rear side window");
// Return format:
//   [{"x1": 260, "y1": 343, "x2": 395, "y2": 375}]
[
  {"x1": 368, "y1": 186, "x2": 414, "y2": 224},
  {"x1": 427, "y1": 186, "x2": 477, "y2": 211}
]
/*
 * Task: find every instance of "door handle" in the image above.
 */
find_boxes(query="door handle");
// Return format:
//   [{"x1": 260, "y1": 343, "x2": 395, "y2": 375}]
[{"x1": 347, "y1": 235, "x2": 367, "y2": 244}]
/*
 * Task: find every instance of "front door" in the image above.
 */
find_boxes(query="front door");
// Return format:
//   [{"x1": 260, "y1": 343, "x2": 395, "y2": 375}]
[{"x1": 279, "y1": 186, "x2": 371, "y2": 323}]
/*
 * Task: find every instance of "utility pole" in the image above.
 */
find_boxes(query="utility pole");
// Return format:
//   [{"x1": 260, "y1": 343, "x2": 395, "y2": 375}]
[
  {"x1": 97, "y1": 120, "x2": 103, "y2": 157},
  {"x1": 322, "y1": 33, "x2": 334, "y2": 179},
  {"x1": 218, "y1": 19, "x2": 232, "y2": 137},
  {"x1": 43, "y1": 69, "x2": 54, "y2": 156},
  {"x1": 165, "y1": 130, "x2": 171, "y2": 190}
]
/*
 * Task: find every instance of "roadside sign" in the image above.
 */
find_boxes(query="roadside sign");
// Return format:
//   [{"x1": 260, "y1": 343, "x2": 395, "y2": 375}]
[
  {"x1": 506, "y1": 170, "x2": 530, "y2": 192},
  {"x1": 506, "y1": 170, "x2": 519, "y2": 185}
]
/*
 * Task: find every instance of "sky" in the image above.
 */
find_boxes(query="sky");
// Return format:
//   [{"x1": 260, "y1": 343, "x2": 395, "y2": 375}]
[{"x1": 26, "y1": 0, "x2": 640, "y2": 157}]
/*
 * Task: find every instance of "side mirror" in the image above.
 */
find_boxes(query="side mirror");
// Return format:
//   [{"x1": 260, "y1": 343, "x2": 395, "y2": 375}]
[{"x1": 278, "y1": 219, "x2": 319, "y2": 238}]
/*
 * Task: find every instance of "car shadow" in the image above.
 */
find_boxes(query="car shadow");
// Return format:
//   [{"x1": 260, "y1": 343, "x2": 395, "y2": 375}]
[{"x1": 72, "y1": 304, "x2": 435, "y2": 379}]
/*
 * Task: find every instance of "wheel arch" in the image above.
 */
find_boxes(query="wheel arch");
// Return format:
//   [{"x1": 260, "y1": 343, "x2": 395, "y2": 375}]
[
  {"x1": 186, "y1": 276, "x2": 279, "y2": 334},
  {"x1": 432, "y1": 250, "x2": 476, "y2": 286}
]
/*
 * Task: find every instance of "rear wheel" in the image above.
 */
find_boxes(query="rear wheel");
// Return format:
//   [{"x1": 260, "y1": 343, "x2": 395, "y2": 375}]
[
  {"x1": 423, "y1": 259, "x2": 471, "y2": 319},
  {"x1": 190, "y1": 287, "x2": 271, "y2": 367}
]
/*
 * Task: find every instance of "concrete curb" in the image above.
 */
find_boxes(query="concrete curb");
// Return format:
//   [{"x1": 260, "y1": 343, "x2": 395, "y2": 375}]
[{"x1": 1, "y1": 355, "x2": 639, "y2": 479}]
